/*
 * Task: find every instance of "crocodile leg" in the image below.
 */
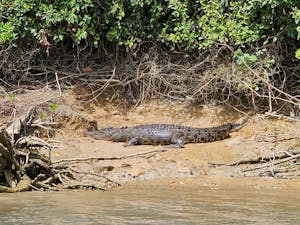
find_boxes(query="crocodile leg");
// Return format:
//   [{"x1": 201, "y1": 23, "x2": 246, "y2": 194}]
[
  {"x1": 167, "y1": 132, "x2": 186, "y2": 148},
  {"x1": 123, "y1": 137, "x2": 140, "y2": 147}
]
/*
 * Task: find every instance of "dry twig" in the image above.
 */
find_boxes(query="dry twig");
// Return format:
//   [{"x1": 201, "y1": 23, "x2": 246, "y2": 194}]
[{"x1": 52, "y1": 148, "x2": 169, "y2": 165}]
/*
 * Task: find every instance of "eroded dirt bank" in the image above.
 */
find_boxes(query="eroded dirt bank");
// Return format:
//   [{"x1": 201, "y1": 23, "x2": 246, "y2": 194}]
[{"x1": 1, "y1": 89, "x2": 300, "y2": 191}]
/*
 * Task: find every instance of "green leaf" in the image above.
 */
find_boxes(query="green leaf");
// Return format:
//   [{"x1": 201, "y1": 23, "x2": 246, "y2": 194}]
[
  {"x1": 39, "y1": 112, "x2": 45, "y2": 121},
  {"x1": 7, "y1": 93, "x2": 16, "y2": 101},
  {"x1": 296, "y1": 48, "x2": 300, "y2": 59},
  {"x1": 248, "y1": 54, "x2": 258, "y2": 63},
  {"x1": 50, "y1": 102, "x2": 58, "y2": 112}
]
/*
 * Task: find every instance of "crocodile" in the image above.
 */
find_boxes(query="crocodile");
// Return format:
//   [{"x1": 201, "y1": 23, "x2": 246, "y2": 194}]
[{"x1": 86, "y1": 121, "x2": 247, "y2": 148}]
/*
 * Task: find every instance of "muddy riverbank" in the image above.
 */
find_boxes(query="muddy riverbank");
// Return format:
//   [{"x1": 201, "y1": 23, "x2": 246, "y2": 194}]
[{"x1": 0, "y1": 88, "x2": 300, "y2": 191}]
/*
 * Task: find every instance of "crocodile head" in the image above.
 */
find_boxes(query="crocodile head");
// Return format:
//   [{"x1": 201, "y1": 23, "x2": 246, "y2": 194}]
[{"x1": 86, "y1": 127, "x2": 115, "y2": 140}]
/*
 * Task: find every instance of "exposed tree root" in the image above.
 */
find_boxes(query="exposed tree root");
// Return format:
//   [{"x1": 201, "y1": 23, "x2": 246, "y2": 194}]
[
  {"x1": 52, "y1": 149, "x2": 169, "y2": 165},
  {"x1": 210, "y1": 147, "x2": 300, "y2": 167},
  {"x1": 1, "y1": 45, "x2": 299, "y2": 115},
  {"x1": 0, "y1": 104, "x2": 117, "y2": 192},
  {"x1": 210, "y1": 143, "x2": 300, "y2": 178},
  {"x1": 242, "y1": 153, "x2": 300, "y2": 172},
  {"x1": 0, "y1": 175, "x2": 31, "y2": 193}
]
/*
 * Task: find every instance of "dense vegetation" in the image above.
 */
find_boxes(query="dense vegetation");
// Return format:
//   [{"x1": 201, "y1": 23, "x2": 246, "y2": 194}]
[
  {"x1": 0, "y1": 0, "x2": 300, "y2": 113},
  {"x1": 1, "y1": 0, "x2": 299, "y2": 50}
]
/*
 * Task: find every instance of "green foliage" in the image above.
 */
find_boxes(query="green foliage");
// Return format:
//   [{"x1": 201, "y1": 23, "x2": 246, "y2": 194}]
[
  {"x1": 39, "y1": 111, "x2": 45, "y2": 121},
  {"x1": 293, "y1": 9, "x2": 300, "y2": 59},
  {"x1": 49, "y1": 102, "x2": 58, "y2": 112},
  {"x1": 0, "y1": 22, "x2": 16, "y2": 44},
  {"x1": 0, "y1": 0, "x2": 299, "y2": 50},
  {"x1": 296, "y1": 48, "x2": 300, "y2": 59},
  {"x1": 6, "y1": 93, "x2": 16, "y2": 101},
  {"x1": 234, "y1": 49, "x2": 258, "y2": 67},
  {"x1": 234, "y1": 48, "x2": 275, "y2": 70}
]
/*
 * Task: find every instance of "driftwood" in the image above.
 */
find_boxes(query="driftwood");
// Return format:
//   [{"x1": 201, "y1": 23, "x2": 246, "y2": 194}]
[
  {"x1": 210, "y1": 147, "x2": 300, "y2": 167},
  {"x1": 241, "y1": 153, "x2": 300, "y2": 172},
  {"x1": 6, "y1": 106, "x2": 36, "y2": 139},
  {"x1": 0, "y1": 126, "x2": 20, "y2": 189},
  {"x1": 209, "y1": 144, "x2": 300, "y2": 178},
  {"x1": 0, "y1": 125, "x2": 55, "y2": 192},
  {"x1": 0, "y1": 105, "x2": 120, "y2": 192}
]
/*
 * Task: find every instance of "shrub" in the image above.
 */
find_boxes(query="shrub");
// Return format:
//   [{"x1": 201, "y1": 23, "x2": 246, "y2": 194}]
[
  {"x1": 293, "y1": 8, "x2": 300, "y2": 59},
  {"x1": 0, "y1": 0, "x2": 299, "y2": 50}
]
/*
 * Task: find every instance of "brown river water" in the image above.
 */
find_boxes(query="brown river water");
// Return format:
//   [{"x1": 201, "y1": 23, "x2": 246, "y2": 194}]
[
  {"x1": 0, "y1": 186, "x2": 299, "y2": 225},
  {"x1": 1, "y1": 91, "x2": 300, "y2": 224}
]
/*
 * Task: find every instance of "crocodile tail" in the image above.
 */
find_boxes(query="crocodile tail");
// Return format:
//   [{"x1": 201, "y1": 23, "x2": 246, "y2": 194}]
[{"x1": 230, "y1": 118, "x2": 248, "y2": 132}]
